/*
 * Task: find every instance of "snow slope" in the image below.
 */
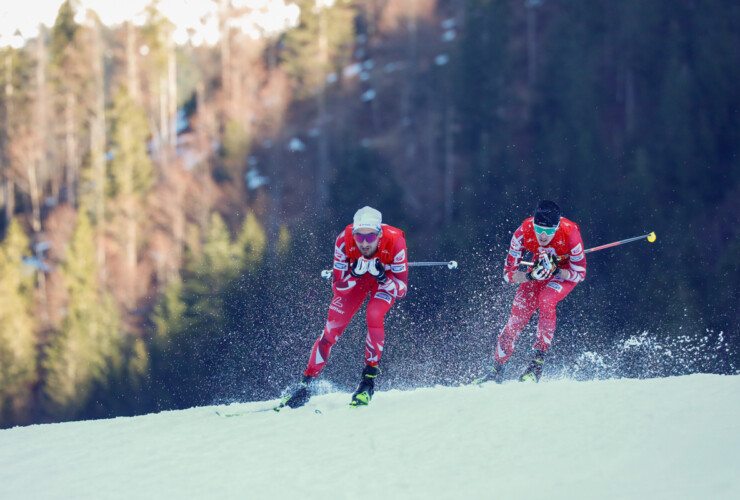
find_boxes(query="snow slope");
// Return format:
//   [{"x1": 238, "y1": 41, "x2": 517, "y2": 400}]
[{"x1": 1, "y1": 374, "x2": 737, "y2": 500}]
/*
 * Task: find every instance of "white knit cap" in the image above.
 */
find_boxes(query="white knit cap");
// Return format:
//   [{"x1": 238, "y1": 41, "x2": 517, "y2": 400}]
[{"x1": 353, "y1": 206, "x2": 382, "y2": 232}]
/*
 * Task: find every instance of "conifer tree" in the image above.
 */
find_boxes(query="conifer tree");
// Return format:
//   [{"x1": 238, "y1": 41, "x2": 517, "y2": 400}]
[
  {"x1": 0, "y1": 219, "x2": 36, "y2": 421},
  {"x1": 237, "y1": 211, "x2": 266, "y2": 272},
  {"x1": 108, "y1": 84, "x2": 154, "y2": 306},
  {"x1": 49, "y1": 0, "x2": 91, "y2": 206},
  {"x1": 42, "y1": 212, "x2": 121, "y2": 417}
]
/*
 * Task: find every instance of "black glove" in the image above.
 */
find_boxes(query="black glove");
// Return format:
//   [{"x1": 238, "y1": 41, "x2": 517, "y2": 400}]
[
  {"x1": 530, "y1": 254, "x2": 558, "y2": 281},
  {"x1": 350, "y1": 258, "x2": 371, "y2": 278},
  {"x1": 367, "y1": 258, "x2": 389, "y2": 284}
]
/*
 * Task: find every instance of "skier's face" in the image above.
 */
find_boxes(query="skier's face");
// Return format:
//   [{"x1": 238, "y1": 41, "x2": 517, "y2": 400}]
[
  {"x1": 354, "y1": 229, "x2": 381, "y2": 257},
  {"x1": 534, "y1": 223, "x2": 558, "y2": 246}
]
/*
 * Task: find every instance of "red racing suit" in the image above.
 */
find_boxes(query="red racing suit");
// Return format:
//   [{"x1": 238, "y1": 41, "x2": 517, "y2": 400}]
[
  {"x1": 494, "y1": 217, "x2": 586, "y2": 364},
  {"x1": 304, "y1": 224, "x2": 408, "y2": 377}
]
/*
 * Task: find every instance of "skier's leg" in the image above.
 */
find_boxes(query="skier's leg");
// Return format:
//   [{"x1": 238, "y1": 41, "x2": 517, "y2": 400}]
[
  {"x1": 533, "y1": 280, "x2": 577, "y2": 352},
  {"x1": 364, "y1": 290, "x2": 395, "y2": 367},
  {"x1": 304, "y1": 281, "x2": 372, "y2": 377},
  {"x1": 494, "y1": 282, "x2": 542, "y2": 364},
  {"x1": 349, "y1": 290, "x2": 394, "y2": 407}
]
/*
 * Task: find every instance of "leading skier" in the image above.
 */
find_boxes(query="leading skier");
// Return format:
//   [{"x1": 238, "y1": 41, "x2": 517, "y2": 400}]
[
  {"x1": 476, "y1": 200, "x2": 587, "y2": 383},
  {"x1": 277, "y1": 206, "x2": 408, "y2": 409}
]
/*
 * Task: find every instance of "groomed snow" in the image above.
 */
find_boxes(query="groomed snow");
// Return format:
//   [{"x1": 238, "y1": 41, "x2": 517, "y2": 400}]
[{"x1": 1, "y1": 374, "x2": 737, "y2": 499}]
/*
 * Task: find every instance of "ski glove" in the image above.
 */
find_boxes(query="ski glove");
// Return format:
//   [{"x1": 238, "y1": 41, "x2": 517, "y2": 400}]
[
  {"x1": 530, "y1": 254, "x2": 557, "y2": 281},
  {"x1": 368, "y1": 258, "x2": 389, "y2": 284},
  {"x1": 530, "y1": 265, "x2": 553, "y2": 281},
  {"x1": 350, "y1": 257, "x2": 372, "y2": 278}
]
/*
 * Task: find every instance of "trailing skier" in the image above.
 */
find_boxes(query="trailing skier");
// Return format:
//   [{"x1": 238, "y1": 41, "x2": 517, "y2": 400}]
[{"x1": 476, "y1": 200, "x2": 587, "y2": 384}]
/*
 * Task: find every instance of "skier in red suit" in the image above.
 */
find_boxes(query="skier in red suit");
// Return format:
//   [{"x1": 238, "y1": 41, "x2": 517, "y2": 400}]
[
  {"x1": 278, "y1": 206, "x2": 408, "y2": 409},
  {"x1": 477, "y1": 200, "x2": 587, "y2": 383}
]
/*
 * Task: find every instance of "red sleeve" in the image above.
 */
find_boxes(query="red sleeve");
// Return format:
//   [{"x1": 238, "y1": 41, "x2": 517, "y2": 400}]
[
  {"x1": 331, "y1": 232, "x2": 358, "y2": 295},
  {"x1": 503, "y1": 225, "x2": 526, "y2": 283},
  {"x1": 385, "y1": 234, "x2": 408, "y2": 299},
  {"x1": 563, "y1": 229, "x2": 587, "y2": 283}
]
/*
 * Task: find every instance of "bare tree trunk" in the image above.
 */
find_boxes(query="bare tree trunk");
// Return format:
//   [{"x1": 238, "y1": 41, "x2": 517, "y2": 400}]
[
  {"x1": 168, "y1": 34, "x2": 177, "y2": 149},
  {"x1": 316, "y1": 10, "x2": 330, "y2": 213},
  {"x1": 126, "y1": 21, "x2": 140, "y2": 105},
  {"x1": 91, "y1": 21, "x2": 107, "y2": 271},
  {"x1": 32, "y1": 28, "x2": 47, "y2": 234},
  {"x1": 64, "y1": 91, "x2": 78, "y2": 206},
  {"x1": 125, "y1": 199, "x2": 137, "y2": 308},
  {"x1": 526, "y1": 4, "x2": 538, "y2": 86},
  {"x1": 401, "y1": 0, "x2": 418, "y2": 128},
  {"x1": 196, "y1": 82, "x2": 211, "y2": 231},
  {"x1": 26, "y1": 164, "x2": 42, "y2": 233},
  {"x1": 2, "y1": 50, "x2": 14, "y2": 226},
  {"x1": 443, "y1": 105, "x2": 455, "y2": 224},
  {"x1": 159, "y1": 75, "x2": 169, "y2": 166},
  {"x1": 219, "y1": 0, "x2": 231, "y2": 130}
]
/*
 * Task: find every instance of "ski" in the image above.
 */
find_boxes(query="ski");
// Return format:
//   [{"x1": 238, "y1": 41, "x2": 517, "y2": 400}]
[
  {"x1": 215, "y1": 407, "x2": 323, "y2": 417},
  {"x1": 215, "y1": 408, "x2": 275, "y2": 417}
]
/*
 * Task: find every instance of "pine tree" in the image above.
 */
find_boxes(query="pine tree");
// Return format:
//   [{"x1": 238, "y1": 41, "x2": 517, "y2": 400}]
[
  {"x1": 49, "y1": 0, "x2": 92, "y2": 206},
  {"x1": 0, "y1": 219, "x2": 36, "y2": 422},
  {"x1": 41, "y1": 212, "x2": 121, "y2": 418},
  {"x1": 108, "y1": 86, "x2": 154, "y2": 199},
  {"x1": 237, "y1": 211, "x2": 266, "y2": 272},
  {"x1": 107, "y1": 84, "x2": 154, "y2": 306},
  {"x1": 281, "y1": 0, "x2": 356, "y2": 97}
]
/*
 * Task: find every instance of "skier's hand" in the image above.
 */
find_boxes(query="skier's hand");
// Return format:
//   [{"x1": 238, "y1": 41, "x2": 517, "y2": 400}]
[
  {"x1": 368, "y1": 258, "x2": 388, "y2": 284},
  {"x1": 530, "y1": 263, "x2": 553, "y2": 281},
  {"x1": 350, "y1": 257, "x2": 371, "y2": 278}
]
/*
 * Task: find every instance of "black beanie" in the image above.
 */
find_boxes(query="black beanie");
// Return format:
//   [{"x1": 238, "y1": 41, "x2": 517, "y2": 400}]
[{"x1": 534, "y1": 200, "x2": 561, "y2": 227}]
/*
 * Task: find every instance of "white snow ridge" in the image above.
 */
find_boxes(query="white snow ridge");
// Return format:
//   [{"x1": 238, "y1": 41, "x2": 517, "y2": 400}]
[{"x1": 1, "y1": 374, "x2": 738, "y2": 499}]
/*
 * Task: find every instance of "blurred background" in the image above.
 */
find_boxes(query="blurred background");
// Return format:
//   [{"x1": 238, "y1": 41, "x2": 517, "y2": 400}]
[{"x1": 0, "y1": 0, "x2": 737, "y2": 428}]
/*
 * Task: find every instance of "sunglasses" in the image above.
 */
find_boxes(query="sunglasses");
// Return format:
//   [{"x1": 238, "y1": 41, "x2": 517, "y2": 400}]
[
  {"x1": 533, "y1": 224, "x2": 559, "y2": 236},
  {"x1": 354, "y1": 232, "x2": 379, "y2": 244}
]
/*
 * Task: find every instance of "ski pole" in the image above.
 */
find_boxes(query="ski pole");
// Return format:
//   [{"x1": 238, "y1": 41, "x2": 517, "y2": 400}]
[
  {"x1": 519, "y1": 232, "x2": 656, "y2": 266},
  {"x1": 320, "y1": 260, "x2": 458, "y2": 279}
]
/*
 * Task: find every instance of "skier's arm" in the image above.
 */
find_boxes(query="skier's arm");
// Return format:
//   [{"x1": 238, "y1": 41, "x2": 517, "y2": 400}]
[
  {"x1": 384, "y1": 235, "x2": 408, "y2": 299},
  {"x1": 331, "y1": 232, "x2": 359, "y2": 295},
  {"x1": 555, "y1": 230, "x2": 587, "y2": 283},
  {"x1": 503, "y1": 226, "x2": 531, "y2": 284}
]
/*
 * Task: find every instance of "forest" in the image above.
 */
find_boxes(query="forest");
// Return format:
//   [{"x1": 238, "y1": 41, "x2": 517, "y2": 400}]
[{"x1": 0, "y1": 0, "x2": 738, "y2": 428}]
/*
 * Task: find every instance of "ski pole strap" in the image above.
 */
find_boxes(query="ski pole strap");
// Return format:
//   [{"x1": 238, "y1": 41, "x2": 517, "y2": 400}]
[
  {"x1": 320, "y1": 260, "x2": 457, "y2": 279},
  {"x1": 519, "y1": 232, "x2": 656, "y2": 267}
]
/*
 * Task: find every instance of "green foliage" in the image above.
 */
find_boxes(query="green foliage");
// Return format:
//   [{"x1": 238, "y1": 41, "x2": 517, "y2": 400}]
[
  {"x1": 281, "y1": 0, "x2": 356, "y2": 97},
  {"x1": 237, "y1": 211, "x2": 267, "y2": 272},
  {"x1": 277, "y1": 225, "x2": 291, "y2": 255},
  {"x1": 49, "y1": 0, "x2": 81, "y2": 68},
  {"x1": 41, "y1": 212, "x2": 122, "y2": 418},
  {"x1": 107, "y1": 86, "x2": 154, "y2": 199},
  {"x1": 216, "y1": 119, "x2": 250, "y2": 182},
  {"x1": 144, "y1": 209, "x2": 281, "y2": 408},
  {"x1": 152, "y1": 277, "x2": 186, "y2": 340},
  {"x1": 0, "y1": 220, "x2": 36, "y2": 420}
]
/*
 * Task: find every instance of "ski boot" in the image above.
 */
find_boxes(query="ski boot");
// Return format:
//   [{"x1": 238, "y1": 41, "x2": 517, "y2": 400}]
[
  {"x1": 274, "y1": 375, "x2": 315, "y2": 411},
  {"x1": 349, "y1": 365, "x2": 380, "y2": 408},
  {"x1": 473, "y1": 361, "x2": 505, "y2": 385},
  {"x1": 519, "y1": 349, "x2": 546, "y2": 383}
]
